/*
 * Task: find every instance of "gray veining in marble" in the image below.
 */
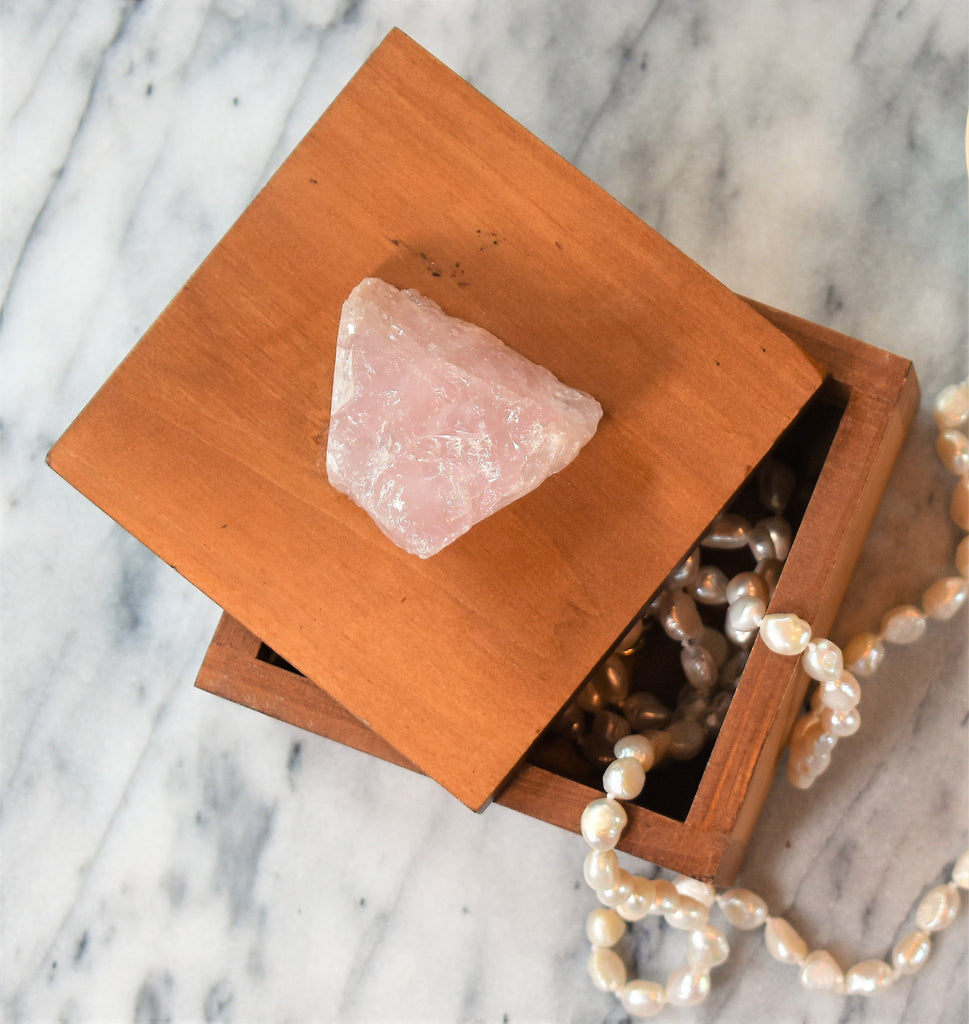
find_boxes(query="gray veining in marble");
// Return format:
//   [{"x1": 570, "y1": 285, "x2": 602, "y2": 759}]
[{"x1": 2, "y1": 2, "x2": 967, "y2": 1022}]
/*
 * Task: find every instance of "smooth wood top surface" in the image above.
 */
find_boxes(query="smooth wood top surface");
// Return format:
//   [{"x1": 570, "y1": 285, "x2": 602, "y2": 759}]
[{"x1": 48, "y1": 30, "x2": 823, "y2": 810}]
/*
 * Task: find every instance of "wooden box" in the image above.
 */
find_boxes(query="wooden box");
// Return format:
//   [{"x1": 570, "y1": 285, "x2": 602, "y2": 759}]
[
  {"x1": 194, "y1": 305, "x2": 916, "y2": 884},
  {"x1": 47, "y1": 31, "x2": 917, "y2": 882}
]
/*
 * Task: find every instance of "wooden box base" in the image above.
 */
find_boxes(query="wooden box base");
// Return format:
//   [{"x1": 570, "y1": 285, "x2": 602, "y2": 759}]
[{"x1": 195, "y1": 301, "x2": 917, "y2": 884}]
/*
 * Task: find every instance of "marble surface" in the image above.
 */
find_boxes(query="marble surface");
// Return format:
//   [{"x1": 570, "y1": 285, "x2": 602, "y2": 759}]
[{"x1": 2, "y1": 1, "x2": 967, "y2": 1021}]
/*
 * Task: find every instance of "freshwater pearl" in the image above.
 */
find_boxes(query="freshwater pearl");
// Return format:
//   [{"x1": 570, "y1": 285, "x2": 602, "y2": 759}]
[
  {"x1": 581, "y1": 798, "x2": 627, "y2": 850},
  {"x1": 676, "y1": 685, "x2": 710, "y2": 721},
  {"x1": 617, "y1": 980, "x2": 667, "y2": 1018},
  {"x1": 702, "y1": 513, "x2": 750, "y2": 549},
  {"x1": 586, "y1": 907, "x2": 626, "y2": 947},
  {"x1": 717, "y1": 888, "x2": 768, "y2": 929},
  {"x1": 595, "y1": 656, "x2": 631, "y2": 704},
  {"x1": 764, "y1": 917, "x2": 808, "y2": 964},
  {"x1": 844, "y1": 632, "x2": 885, "y2": 676},
  {"x1": 598, "y1": 871, "x2": 634, "y2": 908},
  {"x1": 952, "y1": 474, "x2": 969, "y2": 530},
  {"x1": 933, "y1": 382, "x2": 969, "y2": 428},
  {"x1": 614, "y1": 734, "x2": 656, "y2": 772},
  {"x1": 665, "y1": 966, "x2": 710, "y2": 1007},
  {"x1": 617, "y1": 876, "x2": 657, "y2": 922},
  {"x1": 891, "y1": 929, "x2": 931, "y2": 974},
  {"x1": 727, "y1": 595, "x2": 766, "y2": 632},
  {"x1": 603, "y1": 756, "x2": 646, "y2": 800},
  {"x1": 577, "y1": 678, "x2": 608, "y2": 712},
  {"x1": 937, "y1": 429, "x2": 969, "y2": 474},
  {"x1": 725, "y1": 571, "x2": 770, "y2": 605},
  {"x1": 664, "y1": 895, "x2": 709, "y2": 930},
  {"x1": 788, "y1": 711, "x2": 824, "y2": 752},
  {"x1": 758, "y1": 457, "x2": 796, "y2": 513},
  {"x1": 552, "y1": 702, "x2": 585, "y2": 740},
  {"x1": 580, "y1": 734, "x2": 619, "y2": 768},
  {"x1": 724, "y1": 619, "x2": 758, "y2": 649},
  {"x1": 587, "y1": 946, "x2": 627, "y2": 992},
  {"x1": 798, "y1": 949, "x2": 844, "y2": 991},
  {"x1": 844, "y1": 959, "x2": 894, "y2": 995},
  {"x1": 584, "y1": 849, "x2": 620, "y2": 891},
  {"x1": 759, "y1": 613, "x2": 812, "y2": 655},
  {"x1": 681, "y1": 642, "x2": 718, "y2": 690},
  {"x1": 667, "y1": 548, "x2": 700, "y2": 589},
  {"x1": 621, "y1": 692, "x2": 672, "y2": 732},
  {"x1": 649, "y1": 879, "x2": 681, "y2": 915},
  {"x1": 687, "y1": 924, "x2": 730, "y2": 969},
  {"x1": 760, "y1": 516, "x2": 793, "y2": 561},
  {"x1": 819, "y1": 670, "x2": 861, "y2": 711},
  {"x1": 915, "y1": 883, "x2": 961, "y2": 932},
  {"x1": 922, "y1": 576, "x2": 968, "y2": 620},
  {"x1": 667, "y1": 718, "x2": 706, "y2": 760},
  {"x1": 802, "y1": 639, "x2": 844, "y2": 682},
  {"x1": 957, "y1": 536, "x2": 969, "y2": 579},
  {"x1": 820, "y1": 704, "x2": 860, "y2": 737},
  {"x1": 719, "y1": 649, "x2": 749, "y2": 690},
  {"x1": 693, "y1": 566, "x2": 729, "y2": 605},
  {"x1": 704, "y1": 691, "x2": 733, "y2": 734},
  {"x1": 746, "y1": 522, "x2": 777, "y2": 561},
  {"x1": 881, "y1": 604, "x2": 927, "y2": 644},
  {"x1": 591, "y1": 711, "x2": 632, "y2": 744},
  {"x1": 756, "y1": 557, "x2": 784, "y2": 594},
  {"x1": 617, "y1": 619, "x2": 646, "y2": 655},
  {"x1": 645, "y1": 729, "x2": 672, "y2": 762},
  {"x1": 697, "y1": 626, "x2": 730, "y2": 668},
  {"x1": 673, "y1": 875, "x2": 717, "y2": 907},
  {"x1": 659, "y1": 590, "x2": 704, "y2": 642},
  {"x1": 953, "y1": 849, "x2": 969, "y2": 888}
]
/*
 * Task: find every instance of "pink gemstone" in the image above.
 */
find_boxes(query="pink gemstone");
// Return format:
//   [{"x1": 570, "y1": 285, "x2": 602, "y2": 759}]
[{"x1": 326, "y1": 278, "x2": 602, "y2": 557}]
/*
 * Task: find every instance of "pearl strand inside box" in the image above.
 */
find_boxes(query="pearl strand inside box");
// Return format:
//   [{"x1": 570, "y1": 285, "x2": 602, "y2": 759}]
[{"x1": 578, "y1": 381, "x2": 969, "y2": 1017}]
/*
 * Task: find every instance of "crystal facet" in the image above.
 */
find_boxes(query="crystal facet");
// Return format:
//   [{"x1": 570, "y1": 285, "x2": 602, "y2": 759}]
[{"x1": 326, "y1": 279, "x2": 602, "y2": 556}]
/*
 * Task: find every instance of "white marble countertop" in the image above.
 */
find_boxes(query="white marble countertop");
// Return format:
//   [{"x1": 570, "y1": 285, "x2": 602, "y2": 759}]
[{"x1": 3, "y1": 2, "x2": 967, "y2": 1022}]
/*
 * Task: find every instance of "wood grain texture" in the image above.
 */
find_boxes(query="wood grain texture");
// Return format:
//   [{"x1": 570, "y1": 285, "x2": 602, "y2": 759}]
[
  {"x1": 48, "y1": 30, "x2": 822, "y2": 811},
  {"x1": 195, "y1": 304, "x2": 917, "y2": 883}
]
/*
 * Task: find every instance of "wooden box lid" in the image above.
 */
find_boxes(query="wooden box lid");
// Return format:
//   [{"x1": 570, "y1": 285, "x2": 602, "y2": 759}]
[{"x1": 48, "y1": 30, "x2": 823, "y2": 811}]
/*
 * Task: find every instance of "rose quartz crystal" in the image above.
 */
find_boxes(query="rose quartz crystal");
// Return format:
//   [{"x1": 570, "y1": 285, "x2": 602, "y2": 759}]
[{"x1": 325, "y1": 278, "x2": 602, "y2": 557}]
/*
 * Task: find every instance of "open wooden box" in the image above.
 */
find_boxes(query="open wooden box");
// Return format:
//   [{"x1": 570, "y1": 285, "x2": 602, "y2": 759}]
[{"x1": 47, "y1": 31, "x2": 917, "y2": 883}]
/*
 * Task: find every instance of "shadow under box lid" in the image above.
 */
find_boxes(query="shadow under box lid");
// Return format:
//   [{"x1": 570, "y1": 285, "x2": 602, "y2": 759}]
[{"x1": 47, "y1": 30, "x2": 823, "y2": 811}]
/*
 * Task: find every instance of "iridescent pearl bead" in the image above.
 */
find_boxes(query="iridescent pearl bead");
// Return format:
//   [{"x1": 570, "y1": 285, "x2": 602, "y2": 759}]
[
  {"x1": 844, "y1": 959, "x2": 894, "y2": 995},
  {"x1": 819, "y1": 670, "x2": 861, "y2": 711},
  {"x1": 621, "y1": 692, "x2": 672, "y2": 732},
  {"x1": 598, "y1": 871, "x2": 634, "y2": 908},
  {"x1": 746, "y1": 522, "x2": 777, "y2": 561},
  {"x1": 694, "y1": 566, "x2": 729, "y2": 605},
  {"x1": 645, "y1": 730, "x2": 672, "y2": 762},
  {"x1": 758, "y1": 457, "x2": 796, "y2": 513},
  {"x1": 755, "y1": 557, "x2": 784, "y2": 594},
  {"x1": 891, "y1": 929, "x2": 931, "y2": 974},
  {"x1": 614, "y1": 734, "x2": 656, "y2": 772},
  {"x1": 665, "y1": 966, "x2": 710, "y2": 1007},
  {"x1": 922, "y1": 577, "x2": 968, "y2": 620},
  {"x1": 659, "y1": 590, "x2": 703, "y2": 642},
  {"x1": 798, "y1": 949, "x2": 844, "y2": 990},
  {"x1": 577, "y1": 678, "x2": 608, "y2": 712},
  {"x1": 681, "y1": 642, "x2": 718, "y2": 690},
  {"x1": 704, "y1": 692, "x2": 732, "y2": 736},
  {"x1": 702, "y1": 513, "x2": 750, "y2": 549},
  {"x1": 580, "y1": 733, "x2": 618, "y2": 768},
  {"x1": 616, "y1": 618, "x2": 646, "y2": 656},
  {"x1": 676, "y1": 685, "x2": 709, "y2": 721},
  {"x1": 952, "y1": 474, "x2": 969, "y2": 531},
  {"x1": 584, "y1": 849, "x2": 620, "y2": 891},
  {"x1": 687, "y1": 924, "x2": 730, "y2": 969},
  {"x1": 667, "y1": 548, "x2": 700, "y2": 589},
  {"x1": 591, "y1": 710, "x2": 632, "y2": 745},
  {"x1": 617, "y1": 980, "x2": 667, "y2": 1018},
  {"x1": 603, "y1": 756, "x2": 646, "y2": 800},
  {"x1": 802, "y1": 638, "x2": 844, "y2": 682},
  {"x1": 581, "y1": 798, "x2": 627, "y2": 851},
  {"x1": 953, "y1": 849, "x2": 969, "y2": 888},
  {"x1": 725, "y1": 571, "x2": 770, "y2": 605},
  {"x1": 915, "y1": 883, "x2": 961, "y2": 931},
  {"x1": 586, "y1": 907, "x2": 626, "y2": 947},
  {"x1": 788, "y1": 711, "x2": 824, "y2": 752},
  {"x1": 552, "y1": 702, "x2": 585, "y2": 740},
  {"x1": 937, "y1": 429, "x2": 969, "y2": 474},
  {"x1": 957, "y1": 536, "x2": 969, "y2": 579},
  {"x1": 717, "y1": 888, "x2": 768, "y2": 929},
  {"x1": 664, "y1": 895, "x2": 709, "y2": 930},
  {"x1": 760, "y1": 516, "x2": 793, "y2": 561},
  {"x1": 594, "y1": 656, "x2": 631, "y2": 704},
  {"x1": 933, "y1": 382, "x2": 969, "y2": 429},
  {"x1": 719, "y1": 649, "x2": 749, "y2": 690},
  {"x1": 697, "y1": 626, "x2": 730, "y2": 668},
  {"x1": 820, "y1": 704, "x2": 860, "y2": 737},
  {"x1": 587, "y1": 946, "x2": 626, "y2": 992},
  {"x1": 649, "y1": 879, "x2": 681, "y2": 915},
  {"x1": 667, "y1": 718, "x2": 705, "y2": 760},
  {"x1": 617, "y1": 876, "x2": 657, "y2": 922},
  {"x1": 724, "y1": 619, "x2": 757, "y2": 649},
  {"x1": 727, "y1": 595, "x2": 767, "y2": 632},
  {"x1": 759, "y1": 613, "x2": 812, "y2": 655},
  {"x1": 881, "y1": 604, "x2": 927, "y2": 644},
  {"x1": 764, "y1": 917, "x2": 807, "y2": 964},
  {"x1": 673, "y1": 875, "x2": 717, "y2": 907},
  {"x1": 844, "y1": 632, "x2": 885, "y2": 676}
]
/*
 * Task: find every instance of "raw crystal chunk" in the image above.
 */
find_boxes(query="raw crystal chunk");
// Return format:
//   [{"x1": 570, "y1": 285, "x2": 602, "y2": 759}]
[{"x1": 326, "y1": 278, "x2": 602, "y2": 557}]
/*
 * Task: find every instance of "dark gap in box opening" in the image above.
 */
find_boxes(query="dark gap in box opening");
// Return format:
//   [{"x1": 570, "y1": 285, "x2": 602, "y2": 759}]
[
  {"x1": 527, "y1": 387, "x2": 846, "y2": 823},
  {"x1": 256, "y1": 643, "x2": 303, "y2": 675}
]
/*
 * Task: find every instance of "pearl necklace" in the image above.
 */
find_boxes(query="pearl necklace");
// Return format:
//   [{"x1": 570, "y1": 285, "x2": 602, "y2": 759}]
[{"x1": 580, "y1": 382, "x2": 969, "y2": 1017}]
